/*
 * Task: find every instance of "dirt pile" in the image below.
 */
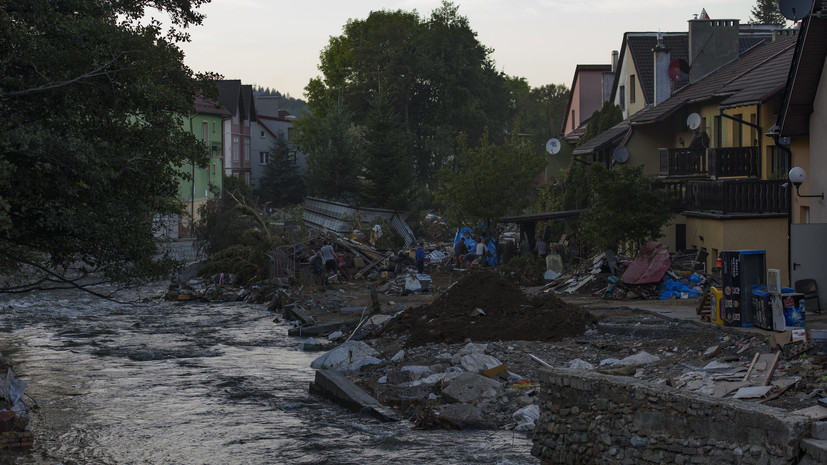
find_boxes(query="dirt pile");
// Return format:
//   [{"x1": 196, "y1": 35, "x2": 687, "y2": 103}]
[{"x1": 384, "y1": 271, "x2": 593, "y2": 347}]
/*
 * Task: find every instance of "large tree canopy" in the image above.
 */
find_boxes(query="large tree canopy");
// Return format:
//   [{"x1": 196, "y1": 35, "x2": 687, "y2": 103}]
[
  {"x1": 0, "y1": 0, "x2": 212, "y2": 294},
  {"x1": 750, "y1": 0, "x2": 786, "y2": 25},
  {"x1": 297, "y1": 2, "x2": 516, "y2": 208}
]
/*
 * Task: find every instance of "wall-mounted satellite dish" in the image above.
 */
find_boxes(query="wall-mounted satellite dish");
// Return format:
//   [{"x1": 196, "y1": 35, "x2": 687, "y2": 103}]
[
  {"x1": 779, "y1": 0, "x2": 813, "y2": 21},
  {"x1": 687, "y1": 113, "x2": 702, "y2": 131},
  {"x1": 668, "y1": 59, "x2": 690, "y2": 82},
  {"x1": 545, "y1": 138, "x2": 561, "y2": 155},
  {"x1": 613, "y1": 146, "x2": 629, "y2": 164}
]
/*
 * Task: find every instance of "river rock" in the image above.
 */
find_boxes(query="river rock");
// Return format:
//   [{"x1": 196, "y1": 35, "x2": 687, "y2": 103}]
[
  {"x1": 391, "y1": 350, "x2": 405, "y2": 363},
  {"x1": 401, "y1": 365, "x2": 433, "y2": 380},
  {"x1": 438, "y1": 403, "x2": 491, "y2": 430},
  {"x1": 442, "y1": 372, "x2": 501, "y2": 403},
  {"x1": 310, "y1": 340, "x2": 380, "y2": 371},
  {"x1": 568, "y1": 358, "x2": 595, "y2": 370}
]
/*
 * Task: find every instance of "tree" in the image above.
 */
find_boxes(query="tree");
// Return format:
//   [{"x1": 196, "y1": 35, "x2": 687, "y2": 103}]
[
  {"x1": 577, "y1": 101, "x2": 623, "y2": 147},
  {"x1": 750, "y1": 0, "x2": 786, "y2": 25},
  {"x1": 360, "y1": 92, "x2": 413, "y2": 210},
  {"x1": 256, "y1": 132, "x2": 306, "y2": 208},
  {"x1": 297, "y1": 102, "x2": 365, "y2": 202},
  {"x1": 0, "y1": 0, "x2": 212, "y2": 296},
  {"x1": 436, "y1": 127, "x2": 545, "y2": 237},
  {"x1": 580, "y1": 164, "x2": 674, "y2": 256},
  {"x1": 299, "y1": 2, "x2": 514, "y2": 206}
]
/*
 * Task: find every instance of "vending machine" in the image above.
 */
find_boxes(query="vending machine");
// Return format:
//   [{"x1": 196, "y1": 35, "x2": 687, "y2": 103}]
[{"x1": 720, "y1": 250, "x2": 766, "y2": 327}]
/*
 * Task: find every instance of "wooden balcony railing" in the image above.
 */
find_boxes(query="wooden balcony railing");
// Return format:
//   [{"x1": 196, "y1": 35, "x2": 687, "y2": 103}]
[
  {"x1": 684, "y1": 179, "x2": 788, "y2": 214},
  {"x1": 659, "y1": 146, "x2": 760, "y2": 178},
  {"x1": 708, "y1": 146, "x2": 760, "y2": 178}
]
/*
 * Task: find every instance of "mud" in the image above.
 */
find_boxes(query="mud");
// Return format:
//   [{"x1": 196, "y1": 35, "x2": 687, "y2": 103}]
[{"x1": 383, "y1": 270, "x2": 594, "y2": 347}]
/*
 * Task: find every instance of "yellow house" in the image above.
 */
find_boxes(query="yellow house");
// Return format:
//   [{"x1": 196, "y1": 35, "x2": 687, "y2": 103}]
[{"x1": 574, "y1": 17, "x2": 797, "y2": 283}]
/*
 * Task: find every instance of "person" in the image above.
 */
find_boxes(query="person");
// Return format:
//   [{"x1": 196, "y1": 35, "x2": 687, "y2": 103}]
[
  {"x1": 465, "y1": 237, "x2": 481, "y2": 266},
  {"x1": 320, "y1": 243, "x2": 337, "y2": 274},
  {"x1": 453, "y1": 237, "x2": 468, "y2": 268},
  {"x1": 534, "y1": 236, "x2": 548, "y2": 259},
  {"x1": 476, "y1": 238, "x2": 490, "y2": 267},
  {"x1": 518, "y1": 237, "x2": 530, "y2": 257},
  {"x1": 415, "y1": 241, "x2": 426, "y2": 274}
]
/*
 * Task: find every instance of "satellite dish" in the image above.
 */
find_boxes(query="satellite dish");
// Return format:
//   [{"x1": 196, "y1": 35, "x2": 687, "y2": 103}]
[
  {"x1": 545, "y1": 138, "x2": 561, "y2": 155},
  {"x1": 668, "y1": 59, "x2": 690, "y2": 82},
  {"x1": 779, "y1": 0, "x2": 812, "y2": 21},
  {"x1": 687, "y1": 113, "x2": 702, "y2": 131},
  {"x1": 613, "y1": 146, "x2": 630, "y2": 164}
]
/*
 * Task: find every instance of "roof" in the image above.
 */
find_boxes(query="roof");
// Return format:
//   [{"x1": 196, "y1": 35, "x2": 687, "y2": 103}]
[
  {"x1": 625, "y1": 33, "x2": 689, "y2": 105},
  {"x1": 779, "y1": 1, "x2": 827, "y2": 136},
  {"x1": 630, "y1": 36, "x2": 797, "y2": 127},
  {"x1": 609, "y1": 31, "x2": 774, "y2": 107},
  {"x1": 500, "y1": 210, "x2": 585, "y2": 225},
  {"x1": 216, "y1": 80, "x2": 241, "y2": 116},
  {"x1": 241, "y1": 85, "x2": 256, "y2": 121},
  {"x1": 194, "y1": 95, "x2": 231, "y2": 117},
  {"x1": 572, "y1": 119, "x2": 630, "y2": 156}
]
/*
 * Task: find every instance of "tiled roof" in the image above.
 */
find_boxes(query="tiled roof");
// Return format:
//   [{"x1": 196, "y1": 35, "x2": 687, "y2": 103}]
[
  {"x1": 194, "y1": 95, "x2": 230, "y2": 117},
  {"x1": 572, "y1": 120, "x2": 630, "y2": 155},
  {"x1": 630, "y1": 36, "x2": 797, "y2": 126},
  {"x1": 626, "y1": 33, "x2": 689, "y2": 105}
]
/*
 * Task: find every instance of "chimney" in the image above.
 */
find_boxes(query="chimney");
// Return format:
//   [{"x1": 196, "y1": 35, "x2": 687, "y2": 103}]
[
  {"x1": 611, "y1": 50, "x2": 619, "y2": 73},
  {"x1": 653, "y1": 33, "x2": 671, "y2": 106},
  {"x1": 688, "y1": 18, "x2": 740, "y2": 83}
]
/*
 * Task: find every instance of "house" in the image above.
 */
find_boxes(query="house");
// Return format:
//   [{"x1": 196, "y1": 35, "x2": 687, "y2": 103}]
[
  {"x1": 561, "y1": 64, "x2": 614, "y2": 142},
  {"x1": 216, "y1": 80, "x2": 256, "y2": 183},
  {"x1": 778, "y1": 0, "x2": 827, "y2": 307},
  {"x1": 575, "y1": 16, "x2": 797, "y2": 280},
  {"x1": 251, "y1": 95, "x2": 306, "y2": 189}
]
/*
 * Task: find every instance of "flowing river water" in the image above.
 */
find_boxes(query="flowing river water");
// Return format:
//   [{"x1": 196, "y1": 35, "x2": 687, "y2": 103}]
[{"x1": 0, "y1": 285, "x2": 536, "y2": 464}]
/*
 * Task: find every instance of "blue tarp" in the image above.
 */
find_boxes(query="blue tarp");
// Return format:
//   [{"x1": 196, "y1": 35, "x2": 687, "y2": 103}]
[
  {"x1": 658, "y1": 275, "x2": 701, "y2": 300},
  {"x1": 453, "y1": 228, "x2": 497, "y2": 266}
]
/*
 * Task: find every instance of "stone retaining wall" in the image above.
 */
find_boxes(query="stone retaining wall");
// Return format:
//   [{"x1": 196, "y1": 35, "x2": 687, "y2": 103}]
[{"x1": 532, "y1": 368, "x2": 813, "y2": 464}]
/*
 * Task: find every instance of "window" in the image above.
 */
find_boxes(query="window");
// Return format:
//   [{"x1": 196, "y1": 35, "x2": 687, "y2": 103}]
[
  {"x1": 571, "y1": 110, "x2": 576, "y2": 131},
  {"x1": 714, "y1": 115, "x2": 722, "y2": 147},
  {"x1": 244, "y1": 140, "x2": 250, "y2": 164},
  {"x1": 232, "y1": 137, "x2": 239, "y2": 163},
  {"x1": 232, "y1": 114, "x2": 239, "y2": 125},
  {"x1": 259, "y1": 152, "x2": 270, "y2": 164},
  {"x1": 288, "y1": 151, "x2": 297, "y2": 165},
  {"x1": 629, "y1": 75, "x2": 636, "y2": 103},
  {"x1": 734, "y1": 113, "x2": 743, "y2": 146},
  {"x1": 201, "y1": 122, "x2": 208, "y2": 141},
  {"x1": 260, "y1": 130, "x2": 265, "y2": 138},
  {"x1": 287, "y1": 127, "x2": 295, "y2": 141},
  {"x1": 619, "y1": 86, "x2": 625, "y2": 111},
  {"x1": 212, "y1": 121, "x2": 216, "y2": 133}
]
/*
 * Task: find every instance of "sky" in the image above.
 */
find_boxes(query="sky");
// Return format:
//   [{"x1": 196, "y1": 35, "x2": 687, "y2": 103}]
[{"x1": 169, "y1": 0, "x2": 773, "y2": 99}]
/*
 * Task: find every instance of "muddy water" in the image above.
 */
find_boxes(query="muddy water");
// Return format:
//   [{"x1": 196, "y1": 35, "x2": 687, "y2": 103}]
[{"x1": 0, "y1": 286, "x2": 536, "y2": 464}]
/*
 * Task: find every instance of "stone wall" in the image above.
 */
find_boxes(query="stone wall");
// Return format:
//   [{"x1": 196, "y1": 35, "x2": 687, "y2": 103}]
[{"x1": 532, "y1": 368, "x2": 814, "y2": 465}]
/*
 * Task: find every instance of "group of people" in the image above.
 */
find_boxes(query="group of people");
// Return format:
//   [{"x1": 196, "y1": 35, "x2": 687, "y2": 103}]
[{"x1": 452, "y1": 236, "x2": 492, "y2": 268}]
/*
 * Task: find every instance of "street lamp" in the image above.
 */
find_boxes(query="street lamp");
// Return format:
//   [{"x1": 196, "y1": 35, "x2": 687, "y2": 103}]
[{"x1": 788, "y1": 167, "x2": 824, "y2": 200}]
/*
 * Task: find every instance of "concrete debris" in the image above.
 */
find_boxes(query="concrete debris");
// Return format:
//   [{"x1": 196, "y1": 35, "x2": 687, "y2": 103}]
[
  {"x1": 511, "y1": 404, "x2": 540, "y2": 431},
  {"x1": 442, "y1": 372, "x2": 502, "y2": 403},
  {"x1": 309, "y1": 340, "x2": 381, "y2": 371}
]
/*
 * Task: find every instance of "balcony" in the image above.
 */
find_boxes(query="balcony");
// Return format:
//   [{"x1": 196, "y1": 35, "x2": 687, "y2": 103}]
[
  {"x1": 659, "y1": 146, "x2": 760, "y2": 178},
  {"x1": 685, "y1": 179, "x2": 788, "y2": 215}
]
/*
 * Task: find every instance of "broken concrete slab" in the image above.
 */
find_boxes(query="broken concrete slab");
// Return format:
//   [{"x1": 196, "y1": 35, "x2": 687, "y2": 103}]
[
  {"x1": 459, "y1": 353, "x2": 502, "y2": 373},
  {"x1": 438, "y1": 403, "x2": 491, "y2": 430},
  {"x1": 310, "y1": 340, "x2": 381, "y2": 371},
  {"x1": 309, "y1": 369, "x2": 398, "y2": 422},
  {"x1": 442, "y1": 372, "x2": 501, "y2": 403}
]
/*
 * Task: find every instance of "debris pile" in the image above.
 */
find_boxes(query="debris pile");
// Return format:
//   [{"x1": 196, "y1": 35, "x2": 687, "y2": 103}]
[
  {"x1": 0, "y1": 354, "x2": 33, "y2": 449},
  {"x1": 543, "y1": 242, "x2": 716, "y2": 300},
  {"x1": 382, "y1": 271, "x2": 593, "y2": 347}
]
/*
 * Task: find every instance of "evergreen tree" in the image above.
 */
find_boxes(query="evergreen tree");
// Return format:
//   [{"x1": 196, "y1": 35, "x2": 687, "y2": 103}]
[
  {"x1": 750, "y1": 0, "x2": 786, "y2": 25},
  {"x1": 360, "y1": 93, "x2": 413, "y2": 210},
  {"x1": 255, "y1": 132, "x2": 305, "y2": 208}
]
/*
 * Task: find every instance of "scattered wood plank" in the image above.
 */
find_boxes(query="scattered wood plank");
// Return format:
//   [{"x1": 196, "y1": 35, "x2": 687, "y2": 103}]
[
  {"x1": 354, "y1": 252, "x2": 392, "y2": 279},
  {"x1": 743, "y1": 351, "x2": 781, "y2": 386}
]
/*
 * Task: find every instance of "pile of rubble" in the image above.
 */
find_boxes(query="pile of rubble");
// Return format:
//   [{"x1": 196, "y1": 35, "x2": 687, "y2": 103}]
[
  {"x1": 0, "y1": 354, "x2": 33, "y2": 449},
  {"x1": 544, "y1": 242, "x2": 717, "y2": 301}
]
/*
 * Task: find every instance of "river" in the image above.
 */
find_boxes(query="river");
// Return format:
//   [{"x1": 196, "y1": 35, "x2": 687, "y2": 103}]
[{"x1": 0, "y1": 285, "x2": 536, "y2": 464}]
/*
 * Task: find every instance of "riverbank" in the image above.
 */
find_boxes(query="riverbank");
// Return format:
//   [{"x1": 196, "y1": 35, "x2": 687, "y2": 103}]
[{"x1": 278, "y1": 268, "x2": 827, "y2": 436}]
